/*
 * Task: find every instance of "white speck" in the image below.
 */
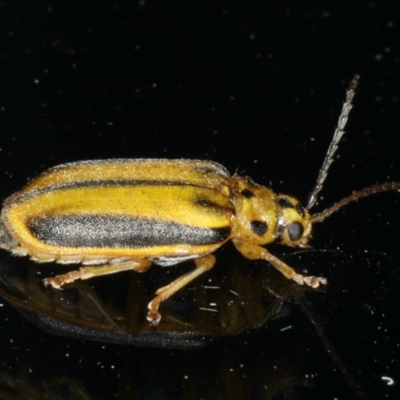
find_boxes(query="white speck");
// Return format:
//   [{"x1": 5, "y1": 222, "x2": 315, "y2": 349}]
[
  {"x1": 198, "y1": 307, "x2": 218, "y2": 313},
  {"x1": 280, "y1": 325, "x2": 292, "y2": 332},
  {"x1": 382, "y1": 376, "x2": 394, "y2": 385},
  {"x1": 34, "y1": 79, "x2": 40, "y2": 84}
]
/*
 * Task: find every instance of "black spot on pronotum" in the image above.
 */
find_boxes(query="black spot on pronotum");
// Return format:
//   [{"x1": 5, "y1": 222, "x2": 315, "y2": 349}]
[
  {"x1": 288, "y1": 222, "x2": 304, "y2": 241},
  {"x1": 250, "y1": 220, "x2": 268, "y2": 237},
  {"x1": 240, "y1": 189, "x2": 255, "y2": 198},
  {"x1": 278, "y1": 197, "x2": 294, "y2": 209}
]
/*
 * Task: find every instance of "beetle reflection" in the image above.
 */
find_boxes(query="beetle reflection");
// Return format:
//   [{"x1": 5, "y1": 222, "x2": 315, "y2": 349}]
[
  {"x1": 1, "y1": 249, "x2": 389, "y2": 399},
  {"x1": 0, "y1": 250, "x2": 315, "y2": 347}
]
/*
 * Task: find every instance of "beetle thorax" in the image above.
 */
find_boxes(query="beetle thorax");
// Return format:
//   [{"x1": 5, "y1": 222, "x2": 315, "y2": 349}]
[{"x1": 231, "y1": 177, "x2": 279, "y2": 245}]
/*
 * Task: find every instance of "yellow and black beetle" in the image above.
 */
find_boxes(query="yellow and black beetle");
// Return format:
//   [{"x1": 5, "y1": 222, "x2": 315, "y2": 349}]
[{"x1": 0, "y1": 75, "x2": 399, "y2": 326}]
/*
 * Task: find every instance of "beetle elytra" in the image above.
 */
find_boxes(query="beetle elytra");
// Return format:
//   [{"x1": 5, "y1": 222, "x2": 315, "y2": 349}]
[{"x1": 1, "y1": 75, "x2": 399, "y2": 326}]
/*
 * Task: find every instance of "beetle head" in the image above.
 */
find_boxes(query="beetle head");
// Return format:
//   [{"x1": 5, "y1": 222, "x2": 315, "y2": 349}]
[{"x1": 276, "y1": 194, "x2": 312, "y2": 248}]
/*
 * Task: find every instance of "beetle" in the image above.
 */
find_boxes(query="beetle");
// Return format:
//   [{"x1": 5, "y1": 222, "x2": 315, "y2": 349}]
[{"x1": 0, "y1": 75, "x2": 399, "y2": 326}]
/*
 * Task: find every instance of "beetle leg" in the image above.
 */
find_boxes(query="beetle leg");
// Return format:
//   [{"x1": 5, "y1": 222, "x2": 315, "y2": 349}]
[
  {"x1": 232, "y1": 239, "x2": 327, "y2": 288},
  {"x1": 147, "y1": 253, "x2": 216, "y2": 326},
  {"x1": 43, "y1": 259, "x2": 152, "y2": 289}
]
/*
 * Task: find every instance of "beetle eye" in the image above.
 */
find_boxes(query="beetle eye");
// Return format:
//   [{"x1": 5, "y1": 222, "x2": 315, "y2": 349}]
[{"x1": 288, "y1": 221, "x2": 304, "y2": 241}]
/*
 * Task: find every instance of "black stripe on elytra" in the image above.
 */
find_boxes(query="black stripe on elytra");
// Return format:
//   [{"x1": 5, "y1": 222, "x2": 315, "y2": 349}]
[
  {"x1": 11, "y1": 179, "x2": 229, "y2": 206},
  {"x1": 56, "y1": 158, "x2": 230, "y2": 175},
  {"x1": 192, "y1": 161, "x2": 230, "y2": 177},
  {"x1": 27, "y1": 215, "x2": 231, "y2": 248},
  {"x1": 193, "y1": 197, "x2": 234, "y2": 215}
]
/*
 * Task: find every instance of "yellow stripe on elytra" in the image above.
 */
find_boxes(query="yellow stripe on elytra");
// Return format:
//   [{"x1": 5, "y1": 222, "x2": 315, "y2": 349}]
[
  {"x1": 10, "y1": 241, "x2": 221, "y2": 260},
  {"x1": 7, "y1": 185, "x2": 232, "y2": 224},
  {"x1": 19, "y1": 160, "x2": 231, "y2": 197},
  {"x1": 3, "y1": 184, "x2": 233, "y2": 258}
]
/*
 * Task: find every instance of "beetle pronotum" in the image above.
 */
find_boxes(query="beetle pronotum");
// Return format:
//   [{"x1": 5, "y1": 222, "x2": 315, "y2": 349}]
[{"x1": 0, "y1": 75, "x2": 399, "y2": 326}]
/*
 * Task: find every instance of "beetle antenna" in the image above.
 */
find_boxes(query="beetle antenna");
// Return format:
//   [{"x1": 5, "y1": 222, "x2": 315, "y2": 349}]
[
  {"x1": 306, "y1": 75, "x2": 360, "y2": 210},
  {"x1": 310, "y1": 182, "x2": 400, "y2": 223}
]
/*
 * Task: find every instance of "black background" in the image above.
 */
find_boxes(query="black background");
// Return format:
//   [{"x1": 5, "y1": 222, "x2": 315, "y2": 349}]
[{"x1": 0, "y1": 1, "x2": 399, "y2": 399}]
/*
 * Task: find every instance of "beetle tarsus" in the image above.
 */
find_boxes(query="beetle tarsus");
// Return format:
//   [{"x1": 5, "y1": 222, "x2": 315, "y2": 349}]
[
  {"x1": 43, "y1": 276, "x2": 64, "y2": 289},
  {"x1": 43, "y1": 270, "x2": 83, "y2": 289},
  {"x1": 292, "y1": 273, "x2": 327, "y2": 288},
  {"x1": 147, "y1": 300, "x2": 162, "y2": 326}
]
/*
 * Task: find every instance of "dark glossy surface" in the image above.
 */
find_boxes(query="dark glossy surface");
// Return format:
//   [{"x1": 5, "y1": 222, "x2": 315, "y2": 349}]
[{"x1": 0, "y1": 2, "x2": 399, "y2": 399}]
